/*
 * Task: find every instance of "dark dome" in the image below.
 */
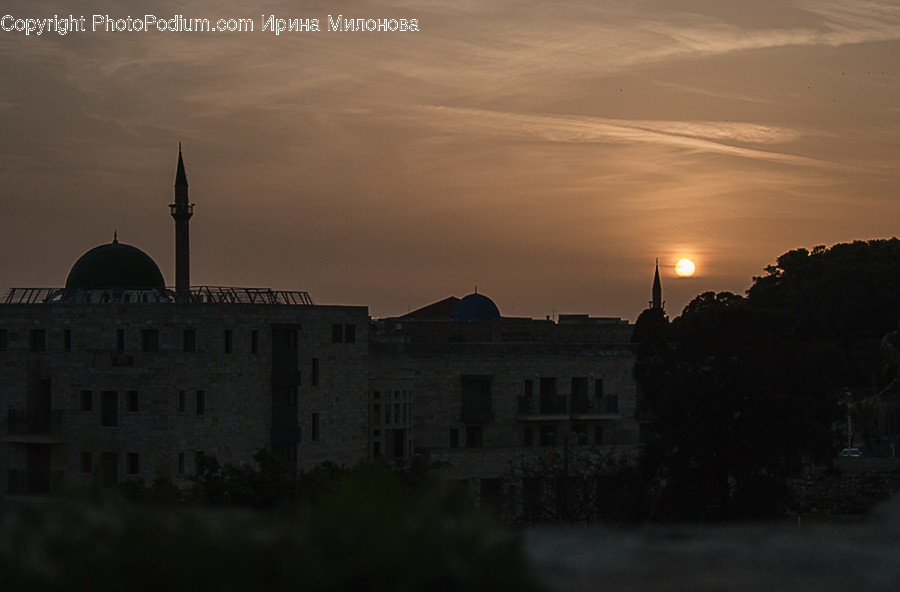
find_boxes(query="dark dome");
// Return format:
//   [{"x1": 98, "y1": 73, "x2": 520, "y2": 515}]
[
  {"x1": 452, "y1": 292, "x2": 501, "y2": 322},
  {"x1": 65, "y1": 240, "x2": 165, "y2": 290}
]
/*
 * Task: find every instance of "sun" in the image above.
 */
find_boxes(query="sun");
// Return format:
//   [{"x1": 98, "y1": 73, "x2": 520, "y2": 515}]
[{"x1": 674, "y1": 258, "x2": 696, "y2": 277}]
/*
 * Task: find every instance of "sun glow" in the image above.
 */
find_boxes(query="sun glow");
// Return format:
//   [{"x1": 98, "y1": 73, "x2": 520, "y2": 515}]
[{"x1": 674, "y1": 258, "x2": 696, "y2": 277}]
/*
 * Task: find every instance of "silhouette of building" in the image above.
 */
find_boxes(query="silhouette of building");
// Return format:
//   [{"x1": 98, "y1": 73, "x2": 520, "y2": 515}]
[
  {"x1": 1, "y1": 149, "x2": 641, "y2": 499},
  {"x1": 0, "y1": 149, "x2": 368, "y2": 495}
]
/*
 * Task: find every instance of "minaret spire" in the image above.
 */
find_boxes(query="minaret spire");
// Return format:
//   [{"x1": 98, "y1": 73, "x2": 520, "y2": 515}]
[
  {"x1": 170, "y1": 144, "x2": 194, "y2": 298},
  {"x1": 650, "y1": 258, "x2": 664, "y2": 311}
]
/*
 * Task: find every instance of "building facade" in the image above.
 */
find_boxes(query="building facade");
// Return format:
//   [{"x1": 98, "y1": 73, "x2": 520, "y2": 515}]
[{"x1": 1, "y1": 149, "x2": 643, "y2": 500}]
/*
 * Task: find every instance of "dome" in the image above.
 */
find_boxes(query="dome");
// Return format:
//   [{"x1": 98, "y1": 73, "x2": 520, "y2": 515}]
[
  {"x1": 452, "y1": 292, "x2": 501, "y2": 322},
  {"x1": 65, "y1": 239, "x2": 165, "y2": 290}
]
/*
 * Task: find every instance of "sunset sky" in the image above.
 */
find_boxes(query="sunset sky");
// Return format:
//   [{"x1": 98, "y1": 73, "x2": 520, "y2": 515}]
[{"x1": 2, "y1": 0, "x2": 898, "y2": 321}]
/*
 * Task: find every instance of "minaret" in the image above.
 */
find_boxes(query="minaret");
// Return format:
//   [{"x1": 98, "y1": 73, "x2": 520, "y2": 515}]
[
  {"x1": 650, "y1": 258, "x2": 664, "y2": 311},
  {"x1": 170, "y1": 144, "x2": 193, "y2": 298}
]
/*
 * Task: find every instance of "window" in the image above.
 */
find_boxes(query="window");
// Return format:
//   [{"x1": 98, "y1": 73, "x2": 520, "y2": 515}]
[
  {"x1": 572, "y1": 424, "x2": 588, "y2": 445},
  {"x1": 196, "y1": 390, "x2": 205, "y2": 415},
  {"x1": 461, "y1": 375, "x2": 493, "y2": 423},
  {"x1": 539, "y1": 377, "x2": 563, "y2": 414},
  {"x1": 126, "y1": 390, "x2": 139, "y2": 413},
  {"x1": 311, "y1": 358, "x2": 319, "y2": 386},
  {"x1": 373, "y1": 404, "x2": 381, "y2": 423},
  {"x1": 116, "y1": 329, "x2": 126, "y2": 353},
  {"x1": 449, "y1": 428, "x2": 460, "y2": 448},
  {"x1": 571, "y1": 377, "x2": 589, "y2": 412},
  {"x1": 178, "y1": 390, "x2": 186, "y2": 413},
  {"x1": 126, "y1": 452, "x2": 140, "y2": 475},
  {"x1": 522, "y1": 426, "x2": 533, "y2": 447},
  {"x1": 539, "y1": 424, "x2": 557, "y2": 447},
  {"x1": 29, "y1": 329, "x2": 46, "y2": 352},
  {"x1": 0, "y1": 328, "x2": 7, "y2": 351},
  {"x1": 606, "y1": 395, "x2": 619, "y2": 414},
  {"x1": 101, "y1": 452, "x2": 118, "y2": 486},
  {"x1": 594, "y1": 425, "x2": 604, "y2": 446},
  {"x1": 465, "y1": 425, "x2": 484, "y2": 448},
  {"x1": 177, "y1": 452, "x2": 185, "y2": 476},
  {"x1": 250, "y1": 330, "x2": 259, "y2": 354},
  {"x1": 332, "y1": 324, "x2": 356, "y2": 343},
  {"x1": 141, "y1": 329, "x2": 159, "y2": 352},
  {"x1": 101, "y1": 391, "x2": 118, "y2": 427},
  {"x1": 80, "y1": 451, "x2": 93, "y2": 474},
  {"x1": 224, "y1": 329, "x2": 233, "y2": 354},
  {"x1": 183, "y1": 329, "x2": 197, "y2": 352},
  {"x1": 63, "y1": 329, "x2": 72, "y2": 352},
  {"x1": 311, "y1": 413, "x2": 320, "y2": 442},
  {"x1": 80, "y1": 390, "x2": 93, "y2": 412},
  {"x1": 595, "y1": 378, "x2": 605, "y2": 398}
]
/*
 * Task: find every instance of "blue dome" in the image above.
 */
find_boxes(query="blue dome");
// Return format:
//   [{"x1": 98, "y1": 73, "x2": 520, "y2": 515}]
[
  {"x1": 452, "y1": 292, "x2": 501, "y2": 322},
  {"x1": 66, "y1": 240, "x2": 165, "y2": 290}
]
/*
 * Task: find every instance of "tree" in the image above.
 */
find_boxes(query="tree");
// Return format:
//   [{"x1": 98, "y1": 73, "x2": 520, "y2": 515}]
[{"x1": 640, "y1": 292, "x2": 840, "y2": 520}]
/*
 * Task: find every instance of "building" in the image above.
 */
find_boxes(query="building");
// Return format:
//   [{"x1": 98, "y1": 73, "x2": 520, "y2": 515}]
[
  {"x1": 1, "y1": 148, "x2": 643, "y2": 501},
  {"x1": 1, "y1": 149, "x2": 368, "y2": 495},
  {"x1": 369, "y1": 293, "x2": 640, "y2": 513}
]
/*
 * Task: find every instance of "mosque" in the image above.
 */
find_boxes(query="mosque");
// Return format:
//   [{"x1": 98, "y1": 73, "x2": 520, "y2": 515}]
[{"x1": 1, "y1": 149, "x2": 643, "y2": 511}]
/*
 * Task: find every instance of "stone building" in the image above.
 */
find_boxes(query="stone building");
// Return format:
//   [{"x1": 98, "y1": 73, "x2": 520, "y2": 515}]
[
  {"x1": 1, "y1": 149, "x2": 368, "y2": 495},
  {"x1": 2, "y1": 148, "x2": 643, "y2": 500},
  {"x1": 369, "y1": 292, "x2": 640, "y2": 510}
]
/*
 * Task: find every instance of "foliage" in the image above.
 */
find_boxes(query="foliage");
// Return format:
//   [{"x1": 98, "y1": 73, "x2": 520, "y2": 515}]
[
  {"x1": 0, "y1": 465, "x2": 545, "y2": 592},
  {"x1": 637, "y1": 292, "x2": 841, "y2": 520}
]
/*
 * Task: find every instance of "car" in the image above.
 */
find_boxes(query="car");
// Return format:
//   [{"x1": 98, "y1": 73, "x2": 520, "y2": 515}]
[{"x1": 839, "y1": 447, "x2": 862, "y2": 457}]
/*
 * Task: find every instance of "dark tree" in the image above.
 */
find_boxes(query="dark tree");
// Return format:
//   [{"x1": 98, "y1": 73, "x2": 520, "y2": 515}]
[{"x1": 640, "y1": 292, "x2": 840, "y2": 520}]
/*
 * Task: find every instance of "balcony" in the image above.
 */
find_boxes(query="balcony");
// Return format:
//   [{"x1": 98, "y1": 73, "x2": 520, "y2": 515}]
[{"x1": 5, "y1": 410, "x2": 64, "y2": 443}]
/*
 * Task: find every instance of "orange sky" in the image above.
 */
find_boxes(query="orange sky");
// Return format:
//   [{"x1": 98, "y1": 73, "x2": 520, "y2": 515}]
[{"x1": 2, "y1": 0, "x2": 899, "y2": 321}]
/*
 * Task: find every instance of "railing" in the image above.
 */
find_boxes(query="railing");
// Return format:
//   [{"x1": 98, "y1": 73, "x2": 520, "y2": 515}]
[
  {"x1": 5, "y1": 286, "x2": 314, "y2": 305},
  {"x1": 7, "y1": 410, "x2": 63, "y2": 435},
  {"x1": 539, "y1": 395, "x2": 567, "y2": 415}
]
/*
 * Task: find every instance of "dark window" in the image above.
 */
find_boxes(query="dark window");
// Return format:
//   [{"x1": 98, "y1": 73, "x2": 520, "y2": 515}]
[
  {"x1": 273, "y1": 327, "x2": 297, "y2": 349},
  {"x1": 141, "y1": 329, "x2": 159, "y2": 352},
  {"x1": 461, "y1": 375, "x2": 493, "y2": 423},
  {"x1": 373, "y1": 441, "x2": 381, "y2": 457},
  {"x1": 522, "y1": 426, "x2": 533, "y2": 447},
  {"x1": 177, "y1": 452, "x2": 185, "y2": 476},
  {"x1": 126, "y1": 452, "x2": 139, "y2": 475},
  {"x1": 344, "y1": 324, "x2": 356, "y2": 343},
  {"x1": 540, "y1": 377, "x2": 564, "y2": 414},
  {"x1": 276, "y1": 386, "x2": 297, "y2": 407},
  {"x1": 606, "y1": 395, "x2": 619, "y2": 414},
  {"x1": 63, "y1": 329, "x2": 72, "y2": 352},
  {"x1": 224, "y1": 329, "x2": 233, "y2": 354},
  {"x1": 449, "y1": 428, "x2": 460, "y2": 448},
  {"x1": 539, "y1": 424, "x2": 557, "y2": 447},
  {"x1": 178, "y1": 390, "x2": 186, "y2": 413},
  {"x1": 571, "y1": 377, "x2": 589, "y2": 412},
  {"x1": 311, "y1": 413, "x2": 320, "y2": 442},
  {"x1": 196, "y1": 390, "x2": 205, "y2": 415},
  {"x1": 373, "y1": 404, "x2": 381, "y2": 423},
  {"x1": 0, "y1": 328, "x2": 7, "y2": 351},
  {"x1": 183, "y1": 329, "x2": 197, "y2": 352},
  {"x1": 126, "y1": 390, "x2": 139, "y2": 413},
  {"x1": 101, "y1": 452, "x2": 117, "y2": 486},
  {"x1": 250, "y1": 330, "x2": 259, "y2": 354},
  {"x1": 465, "y1": 425, "x2": 484, "y2": 448},
  {"x1": 311, "y1": 358, "x2": 319, "y2": 386},
  {"x1": 80, "y1": 390, "x2": 93, "y2": 412},
  {"x1": 194, "y1": 451, "x2": 204, "y2": 475},
  {"x1": 595, "y1": 378, "x2": 605, "y2": 398},
  {"x1": 101, "y1": 391, "x2": 118, "y2": 427},
  {"x1": 594, "y1": 425, "x2": 604, "y2": 446},
  {"x1": 80, "y1": 451, "x2": 93, "y2": 474},
  {"x1": 29, "y1": 329, "x2": 46, "y2": 352},
  {"x1": 572, "y1": 424, "x2": 588, "y2": 445},
  {"x1": 480, "y1": 478, "x2": 504, "y2": 514},
  {"x1": 116, "y1": 329, "x2": 125, "y2": 353},
  {"x1": 332, "y1": 324, "x2": 344, "y2": 343}
]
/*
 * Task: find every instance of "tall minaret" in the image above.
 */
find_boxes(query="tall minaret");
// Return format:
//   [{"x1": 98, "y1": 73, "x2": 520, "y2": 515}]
[
  {"x1": 650, "y1": 258, "x2": 664, "y2": 311},
  {"x1": 170, "y1": 144, "x2": 193, "y2": 298}
]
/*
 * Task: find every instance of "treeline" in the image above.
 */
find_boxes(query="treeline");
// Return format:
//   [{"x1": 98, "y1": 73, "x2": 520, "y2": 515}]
[{"x1": 630, "y1": 238, "x2": 900, "y2": 520}]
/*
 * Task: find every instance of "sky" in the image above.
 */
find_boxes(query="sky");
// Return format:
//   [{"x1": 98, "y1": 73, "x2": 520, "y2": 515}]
[{"x1": 1, "y1": 0, "x2": 899, "y2": 321}]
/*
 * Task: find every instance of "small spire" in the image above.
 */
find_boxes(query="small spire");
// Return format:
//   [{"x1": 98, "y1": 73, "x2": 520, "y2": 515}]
[
  {"x1": 651, "y1": 258, "x2": 663, "y2": 311},
  {"x1": 113, "y1": 230, "x2": 118, "y2": 244},
  {"x1": 175, "y1": 143, "x2": 188, "y2": 188}
]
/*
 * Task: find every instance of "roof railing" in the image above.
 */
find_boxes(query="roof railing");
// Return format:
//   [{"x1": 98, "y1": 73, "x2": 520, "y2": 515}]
[{"x1": 4, "y1": 286, "x2": 314, "y2": 305}]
